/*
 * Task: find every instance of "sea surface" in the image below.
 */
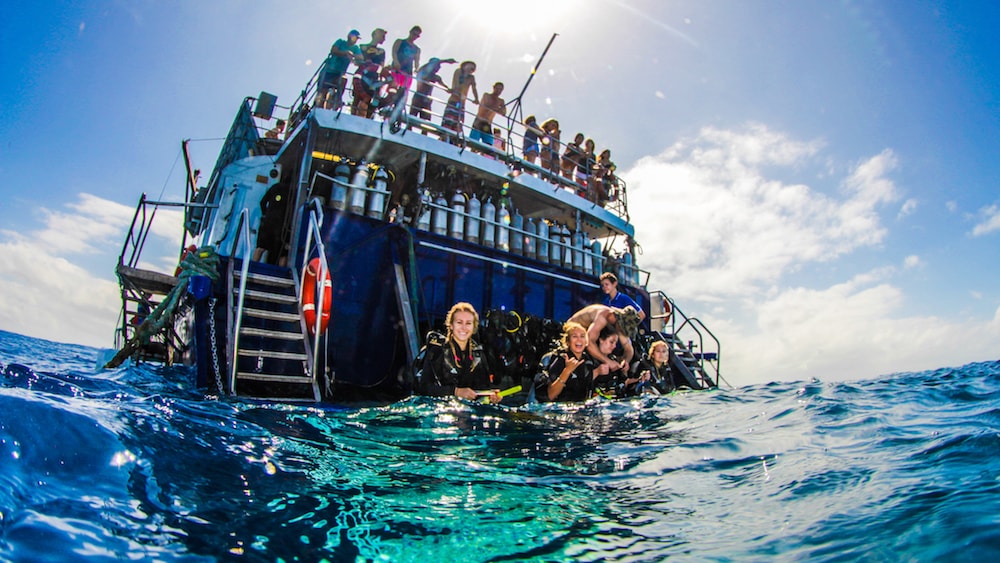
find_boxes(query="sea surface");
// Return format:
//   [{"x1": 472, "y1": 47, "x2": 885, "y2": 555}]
[{"x1": 2, "y1": 329, "x2": 999, "y2": 562}]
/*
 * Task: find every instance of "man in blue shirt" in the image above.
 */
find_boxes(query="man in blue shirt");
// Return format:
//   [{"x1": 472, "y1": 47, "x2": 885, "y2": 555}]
[{"x1": 599, "y1": 272, "x2": 646, "y2": 321}]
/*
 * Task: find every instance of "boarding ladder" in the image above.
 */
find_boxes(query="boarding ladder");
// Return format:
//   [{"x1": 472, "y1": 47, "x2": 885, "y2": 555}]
[
  {"x1": 647, "y1": 290, "x2": 721, "y2": 388},
  {"x1": 226, "y1": 208, "x2": 320, "y2": 402},
  {"x1": 227, "y1": 260, "x2": 319, "y2": 401}
]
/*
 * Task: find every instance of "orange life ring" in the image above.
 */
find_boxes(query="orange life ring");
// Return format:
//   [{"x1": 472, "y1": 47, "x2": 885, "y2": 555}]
[
  {"x1": 301, "y1": 257, "x2": 332, "y2": 334},
  {"x1": 662, "y1": 295, "x2": 673, "y2": 325}
]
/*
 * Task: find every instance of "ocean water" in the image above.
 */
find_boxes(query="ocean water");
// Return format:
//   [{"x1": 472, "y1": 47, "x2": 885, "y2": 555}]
[{"x1": 1, "y1": 329, "x2": 999, "y2": 562}]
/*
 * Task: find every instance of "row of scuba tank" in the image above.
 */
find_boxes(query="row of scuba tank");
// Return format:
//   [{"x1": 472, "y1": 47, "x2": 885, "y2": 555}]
[
  {"x1": 328, "y1": 160, "x2": 392, "y2": 219},
  {"x1": 323, "y1": 159, "x2": 641, "y2": 280},
  {"x1": 416, "y1": 189, "x2": 607, "y2": 276}
]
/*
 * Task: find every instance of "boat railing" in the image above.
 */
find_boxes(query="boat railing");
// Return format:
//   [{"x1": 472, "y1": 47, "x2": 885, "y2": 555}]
[
  {"x1": 284, "y1": 66, "x2": 631, "y2": 222},
  {"x1": 113, "y1": 193, "x2": 218, "y2": 349},
  {"x1": 299, "y1": 199, "x2": 330, "y2": 386},
  {"x1": 228, "y1": 208, "x2": 254, "y2": 395},
  {"x1": 649, "y1": 290, "x2": 721, "y2": 387}
]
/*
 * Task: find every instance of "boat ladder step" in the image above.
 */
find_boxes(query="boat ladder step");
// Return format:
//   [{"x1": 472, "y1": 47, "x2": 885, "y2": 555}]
[
  {"x1": 235, "y1": 371, "x2": 314, "y2": 384},
  {"x1": 238, "y1": 349, "x2": 308, "y2": 361},
  {"x1": 243, "y1": 307, "x2": 300, "y2": 322},
  {"x1": 234, "y1": 270, "x2": 295, "y2": 287},
  {"x1": 240, "y1": 288, "x2": 298, "y2": 304},
  {"x1": 239, "y1": 327, "x2": 303, "y2": 340}
]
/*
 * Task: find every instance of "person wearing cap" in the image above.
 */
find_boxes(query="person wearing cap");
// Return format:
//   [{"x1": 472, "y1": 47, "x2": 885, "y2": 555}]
[
  {"x1": 599, "y1": 272, "x2": 646, "y2": 321},
  {"x1": 566, "y1": 304, "x2": 638, "y2": 373},
  {"x1": 409, "y1": 57, "x2": 455, "y2": 126},
  {"x1": 318, "y1": 29, "x2": 363, "y2": 110}
]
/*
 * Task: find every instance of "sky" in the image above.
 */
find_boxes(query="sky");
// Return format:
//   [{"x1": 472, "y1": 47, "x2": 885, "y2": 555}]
[{"x1": 1, "y1": 0, "x2": 998, "y2": 386}]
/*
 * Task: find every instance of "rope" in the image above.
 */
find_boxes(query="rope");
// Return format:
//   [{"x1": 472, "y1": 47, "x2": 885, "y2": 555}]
[{"x1": 103, "y1": 247, "x2": 220, "y2": 369}]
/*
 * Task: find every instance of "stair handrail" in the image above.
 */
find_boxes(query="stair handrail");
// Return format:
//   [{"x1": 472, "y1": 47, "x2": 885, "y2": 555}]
[
  {"x1": 299, "y1": 199, "x2": 330, "y2": 388},
  {"x1": 648, "y1": 290, "x2": 722, "y2": 387},
  {"x1": 228, "y1": 208, "x2": 253, "y2": 395}
]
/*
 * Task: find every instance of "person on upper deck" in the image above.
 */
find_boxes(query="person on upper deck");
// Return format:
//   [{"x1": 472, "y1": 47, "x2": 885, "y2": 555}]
[
  {"x1": 567, "y1": 304, "x2": 640, "y2": 374},
  {"x1": 522, "y1": 115, "x2": 543, "y2": 165},
  {"x1": 409, "y1": 57, "x2": 455, "y2": 126},
  {"x1": 593, "y1": 148, "x2": 617, "y2": 207},
  {"x1": 350, "y1": 28, "x2": 388, "y2": 118},
  {"x1": 561, "y1": 132, "x2": 585, "y2": 181},
  {"x1": 441, "y1": 61, "x2": 479, "y2": 139},
  {"x1": 600, "y1": 272, "x2": 646, "y2": 322},
  {"x1": 318, "y1": 29, "x2": 363, "y2": 110},
  {"x1": 469, "y1": 82, "x2": 506, "y2": 148},
  {"x1": 413, "y1": 302, "x2": 501, "y2": 403},
  {"x1": 389, "y1": 26, "x2": 422, "y2": 108},
  {"x1": 264, "y1": 119, "x2": 286, "y2": 140},
  {"x1": 539, "y1": 118, "x2": 561, "y2": 178},
  {"x1": 535, "y1": 322, "x2": 610, "y2": 403},
  {"x1": 577, "y1": 138, "x2": 597, "y2": 192}
]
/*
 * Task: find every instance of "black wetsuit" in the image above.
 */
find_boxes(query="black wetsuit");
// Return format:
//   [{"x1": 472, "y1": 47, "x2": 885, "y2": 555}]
[{"x1": 414, "y1": 332, "x2": 492, "y2": 397}]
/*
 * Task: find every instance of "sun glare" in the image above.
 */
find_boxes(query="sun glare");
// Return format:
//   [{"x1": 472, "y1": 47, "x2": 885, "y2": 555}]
[{"x1": 446, "y1": 0, "x2": 579, "y2": 35}]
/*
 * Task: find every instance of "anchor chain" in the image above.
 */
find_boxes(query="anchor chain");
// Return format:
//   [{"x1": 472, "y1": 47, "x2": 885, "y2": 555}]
[{"x1": 209, "y1": 297, "x2": 224, "y2": 396}]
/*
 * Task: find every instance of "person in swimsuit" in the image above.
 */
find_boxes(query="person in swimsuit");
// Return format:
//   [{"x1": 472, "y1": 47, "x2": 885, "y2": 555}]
[
  {"x1": 389, "y1": 26, "x2": 422, "y2": 109},
  {"x1": 522, "y1": 115, "x2": 542, "y2": 165},
  {"x1": 441, "y1": 61, "x2": 479, "y2": 139},
  {"x1": 469, "y1": 82, "x2": 506, "y2": 147},
  {"x1": 567, "y1": 304, "x2": 639, "y2": 373}
]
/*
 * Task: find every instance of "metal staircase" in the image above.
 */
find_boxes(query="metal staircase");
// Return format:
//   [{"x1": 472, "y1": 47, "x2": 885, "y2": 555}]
[
  {"x1": 229, "y1": 261, "x2": 320, "y2": 401},
  {"x1": 647, "y1": 290, "x2": 722, "y2": 389}
]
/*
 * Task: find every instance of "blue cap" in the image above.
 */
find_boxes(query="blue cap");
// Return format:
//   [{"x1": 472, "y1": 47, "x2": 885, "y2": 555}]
[{"x1": 349, "y1": 29, "x2": 361, "y2": 38}]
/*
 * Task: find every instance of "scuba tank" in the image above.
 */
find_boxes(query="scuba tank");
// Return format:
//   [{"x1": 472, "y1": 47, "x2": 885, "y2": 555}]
[
  {"x1": 572, "y1": 229, "x2": 585, "y2": 271},
  {"x1": 497, "y1": 202, "x2": 511, "y2": 252},
  {"x1": 510, "y1": 207, "x2": 523, "y2": 255},
  {"x1": 449, "y1": 190, "x2": 465, "y2": 240},
  {"x1": 536, "y1": 219, "x2": 549, "y2": 263},
  {"x1": 481, "y1": 197, "x2": 496, "y2": 248},
  {"x1": 366, "y1": 166, "x2": 390, "y2": 219},
  {"x1": 432, "y1": 192, "x2": 448, "y2": 235},
  {"x1": 524, "y1": 217, "x2": 537, "y2": 259},
  {"x1": 591, "y1": 239, "x2": 603, "y2": 275},
  {"x1": 416, "y1": 188, "x2": 432, "y2": 231},
  {"x1": 331, "y1": 162, "x2": 351, "y2": 210},
  {"x1": 548, "y1": 221, "x2": 561, "y2": 265},
  {"x1": 348, "y1": 160, "x2": 370, "y2": 215},
  {"x1": 465, "y1": 192, "x2": 481, "y2": 244}
]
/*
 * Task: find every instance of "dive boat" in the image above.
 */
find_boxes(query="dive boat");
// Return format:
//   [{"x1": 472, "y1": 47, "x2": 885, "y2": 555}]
[{"x1": 107, "y1": 59, "x2": 721, "y2": 403}]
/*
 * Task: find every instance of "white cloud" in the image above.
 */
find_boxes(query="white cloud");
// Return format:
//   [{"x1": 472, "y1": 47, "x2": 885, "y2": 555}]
[
  {"x1": 0, "y1": 193, "x2": 181, "y2": 348},
  {"x1": 898, "y1": 198, "x2": 917, "y2": 219},
  {"x1": 971, "y1": 203, "x2": 1000, "y2": 237},
  {"x1": 623, "y1": 124, "x2": 995, "y2": 385},
  {"x1": 626, "y1": 124, "x2": 896, "y2": 301}
]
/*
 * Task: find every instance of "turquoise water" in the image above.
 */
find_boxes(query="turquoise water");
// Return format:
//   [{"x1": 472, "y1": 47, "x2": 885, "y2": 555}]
[{"x1": 2, "y1": 329, "x2": 999, "y2": 561}]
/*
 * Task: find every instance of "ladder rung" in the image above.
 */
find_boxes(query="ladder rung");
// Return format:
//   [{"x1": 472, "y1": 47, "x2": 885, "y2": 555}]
[
  {"x1": 236, "y1": 372, "x2": 313, "y2": 383},
  {"x1": 240, "y1": 327, "x2": 303, "y2": 340},
  {"x1": 234, "y1": 270, "x2": 295, "y2": 287},
  {"x1": 242, "y1": 308, "x2": 300, "y2": 322},
  {"x1": 238, "y1": 349, "x2": 307, "y2": 361},
  {"x1": 240, "y1": 289, "x2": 298, "y2": 304}
]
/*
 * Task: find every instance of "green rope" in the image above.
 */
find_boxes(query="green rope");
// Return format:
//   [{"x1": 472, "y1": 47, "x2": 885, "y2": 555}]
[{"x1": 104, "y1": 247, "x2": 220, "y2": 369}]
